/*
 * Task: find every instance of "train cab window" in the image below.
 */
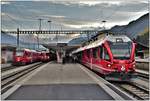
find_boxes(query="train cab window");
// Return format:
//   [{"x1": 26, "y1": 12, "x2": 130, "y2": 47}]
[
  {"x1": 99, "y1": 46, "x2": 103, "y2": 59},
  {"x1": 25, "y1": 51, "x2": 31, "y2": 57},
  {"x1": 24, "y1": 51, "x2": 27, "y2": 56},
  {"x1": 104, "y1": 48, "x2": 110, "y2": 61},
  {"x1": 108, "y1": 41, "x2": 132, "y2": 60},
  {"x1": 16, "y1": 50, "x2": 24, "y2": 56},
  {"x1": 93, "y1": 48, "x2": 98, "y2": 58}
]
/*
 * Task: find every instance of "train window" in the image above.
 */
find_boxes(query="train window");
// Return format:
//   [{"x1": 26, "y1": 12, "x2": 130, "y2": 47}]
[
  {"x1": 24, "y1": 52, "x2": 27, "y2": 56},
  {"x1": 108, "y1": 41, "x2": 132, "y2": 60},
  {"x1": 104, "y1": 48, "x2": 110, "y2": 61},
  {"x1": 25, "y1": 51, "x2": 30, "y2": 56},
  {"x1": 99, "y1": 46, "x2": 103, "y2": 59},
  {"x1": 93, "y1": 48, "x2": 98, "y2": 58},
  {"x1": 16, "y1": 51, "x2": 23, "y2": 56},
  {"x1": 87, "y1": 49, "x2": 90, "y2": 58}
]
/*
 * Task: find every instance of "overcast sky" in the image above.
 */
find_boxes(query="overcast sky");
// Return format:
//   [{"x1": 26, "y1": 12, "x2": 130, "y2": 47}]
[{"x1": 1, "y1": 0, "x2": 149, "y2": 31}]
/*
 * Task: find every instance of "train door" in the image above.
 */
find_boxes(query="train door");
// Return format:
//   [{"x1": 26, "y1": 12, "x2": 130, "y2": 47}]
[
  {"x1": 92, "y1": 47, "x2": 99, "y2": 64},
  {"x1": 82, "y1": 50, "x2": 87, "y2": 63},
  {"x1": 100, "y1": 45, "x2": 112, "y2": 70},
  {"x1": 86, "y1": 49, "x2": 91, "y2": 63}
]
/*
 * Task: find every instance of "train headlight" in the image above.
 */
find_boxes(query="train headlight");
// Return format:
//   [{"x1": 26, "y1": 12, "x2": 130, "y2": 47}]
[
  {"x1": 121, "y1": 66, "x2": 125, "y2": 71},
  {"x1": 17, "y1": 58, "x2": 20, "y2": 61},
  {"x1": 107, "y1": 64, "x2": 111, "y2": 67},
  {"x1": 133, "y1": 64, "x2": 135, "y2": 67}
]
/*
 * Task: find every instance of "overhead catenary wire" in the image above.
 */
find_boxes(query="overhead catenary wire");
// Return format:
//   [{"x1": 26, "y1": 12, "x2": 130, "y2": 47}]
[
  {"x1": 104, "y1": 5, "x2": 122, "y2": 21},
  {"x1": 3, "y1": 13, "x2": 22, "y2": 28},
  {"x1": 6, "y1": 4, "x2": 47, "y2": 50}
]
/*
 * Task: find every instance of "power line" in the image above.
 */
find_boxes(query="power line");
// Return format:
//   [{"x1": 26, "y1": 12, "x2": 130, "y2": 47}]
[
  {"x1": 4, "y1": 13, "x2": 22, "y2": 28},
  {"x1": 102, "y1": 5, "x2": 122, "y2": 21},
  {"x1": 12, "y1": 4, "x2": 38, "y2": 21}
]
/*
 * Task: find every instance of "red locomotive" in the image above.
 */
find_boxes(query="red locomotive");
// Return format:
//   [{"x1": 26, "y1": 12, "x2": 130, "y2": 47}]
[
  {"x1": 72, "y1": 34, "x2": 136, "y2": 81},
  {"x1": 13, "y1": 48, "x2": 50, "y2": 65}
]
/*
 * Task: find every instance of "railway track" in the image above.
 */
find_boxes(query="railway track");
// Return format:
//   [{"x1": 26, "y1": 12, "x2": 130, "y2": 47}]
[
  {"x1": 135, "y1": 69, "x2": 149, "y2": 79},
  {"x1": 113, "y1": 82, "x2": 149, "y2": 100},
  {"x1": 137, "y1": 72, "x2": 149, "y2": 80},
  {"x1": 2, "y1": 66, "x2": 19, "y2": 72},
  {"x1": 1, "y1": 62, "x2": 45, "y2": 94}
]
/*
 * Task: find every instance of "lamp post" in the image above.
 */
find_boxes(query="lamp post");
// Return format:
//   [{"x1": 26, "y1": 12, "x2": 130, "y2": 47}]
[
  {"x1": 102, "y1": 20, "x2": 106, "y2": 30},
  {"x1": 37, "y1": 18, "x2": 44, "y2": 50},
  {"x1": 17, "y1": 28, "x2": 19, "y2": 48},
  {"x1": 48, "y1": 20, "x2": 52, "y2": 30}
]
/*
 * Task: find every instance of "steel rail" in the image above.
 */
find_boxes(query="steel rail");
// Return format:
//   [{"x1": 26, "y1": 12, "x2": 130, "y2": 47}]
[
  {"x1": 114, "y1": 82, "x2": 149, "y2": 100},
  {"x1": 1, "y1": 62, "x2": 44, "y2": 94}
]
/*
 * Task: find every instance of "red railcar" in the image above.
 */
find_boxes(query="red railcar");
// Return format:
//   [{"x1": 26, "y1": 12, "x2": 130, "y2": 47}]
[
  {"x1": 40, "y1": 52, "x2": 50, "y2": 62},
  {"x1": 72, "y1": 34, "x2": 136, "y2": 81},
  {"x1": 13, "y1": 49, "x2": 33, "y2": 65}
]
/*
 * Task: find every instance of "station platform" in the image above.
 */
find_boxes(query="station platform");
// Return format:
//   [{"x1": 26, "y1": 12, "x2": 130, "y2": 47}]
[
  {"x1": 3, "y1": 62, "x2": 133, "y2": 100},
  {"x1": 1, "y1": 63, "x2": 12, "y2": 68}
]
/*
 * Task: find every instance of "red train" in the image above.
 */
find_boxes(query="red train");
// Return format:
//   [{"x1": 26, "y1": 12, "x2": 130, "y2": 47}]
[
  {"x1": 72, "y1": 34, "x2": 136, "y2": 81},
  {"x1": 40, "y1": 52, "x2": 50, "y2": 62},
  {"x1": 13, "y1": 48, "x2": 50, "y2": 65}
]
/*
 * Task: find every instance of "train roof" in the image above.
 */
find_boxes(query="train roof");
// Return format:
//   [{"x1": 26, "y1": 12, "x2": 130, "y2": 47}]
[
  {"x1": 105, "y1": 35, "x2": 132, "y2": 42},
  {"x1": 16, "y1": 48, "x2": 31, "y2": 51},
  {"x1": 72, "y1": 34, "x2": 132, "y2": 54}
]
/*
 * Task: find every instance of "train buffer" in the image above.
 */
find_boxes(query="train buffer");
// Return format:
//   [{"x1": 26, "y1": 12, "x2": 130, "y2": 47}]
[{"x1": 2, "y1": 62, "x2": 135, "y2": 100}]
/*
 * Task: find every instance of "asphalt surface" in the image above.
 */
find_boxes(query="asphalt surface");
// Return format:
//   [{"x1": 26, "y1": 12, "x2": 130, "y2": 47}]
[
  {"x1": 7, "y1": 84, "x2": 112, "y2": 100},
  {"x1": 6, "y1": 63, "x2": 113, "y2": 100}
]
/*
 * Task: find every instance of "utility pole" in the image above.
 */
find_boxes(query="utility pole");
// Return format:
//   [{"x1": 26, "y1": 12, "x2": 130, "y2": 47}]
[
  {"x1": 37, "y1": 18, "x2": 43, "y2": 50},
  {"x1": 17, "y1": 28, "x2": 19, "y2": 48},
  {"x1": 38, "y1": 18, "x2": 43, "y2": 31}
]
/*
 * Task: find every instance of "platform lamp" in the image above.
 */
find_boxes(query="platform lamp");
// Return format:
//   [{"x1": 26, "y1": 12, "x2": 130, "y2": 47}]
[
  {"x1": 48, "y1": 20, "x2": 52, "y2": 30},
  {"x1": 102, "y1": 20, "x2": 106, "y2": 30},
  {"x1": 37, "y1": 18, "x2": 44, "y2": 50}
]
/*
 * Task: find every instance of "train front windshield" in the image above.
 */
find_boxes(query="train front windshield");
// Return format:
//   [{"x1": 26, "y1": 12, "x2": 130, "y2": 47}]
[
  {"x1": 16, "y1": 51, "x2": 24, "y2": 56},
  {"x1": 108, "y1": 41, "x2": 132, "y2": 60}
]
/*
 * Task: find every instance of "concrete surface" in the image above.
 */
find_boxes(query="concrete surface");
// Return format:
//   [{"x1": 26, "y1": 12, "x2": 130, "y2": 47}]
[{"x1": 6, "y1": 63, "x2": 113, "y2": 100}]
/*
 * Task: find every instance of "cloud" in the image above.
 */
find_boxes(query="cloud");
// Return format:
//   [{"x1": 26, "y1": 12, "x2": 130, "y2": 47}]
[
  {"x1": 63, "y1": 23, "x2": 100, "y2": 29},
  {"x1": 48, "y1": 0, "x2": 148, "y2": 7},
  {"x1": 49, "y1": 0, "x2": 122, "y2": 7},
  {"x1": 39, "y1": 14, "x2": 66, "y2": 19},
  {"x1": 62, "y1": 21, "x2": 130, "y2": 29},
  {"x1": 1, "y1": 0, "x2": 149, "y2": 31},
  {"x1": 78, "y1": 1, "x2": 121, "y2": 6},
  {"x1": 1, "y1": 1, "x2": 10, "y2": 5}
]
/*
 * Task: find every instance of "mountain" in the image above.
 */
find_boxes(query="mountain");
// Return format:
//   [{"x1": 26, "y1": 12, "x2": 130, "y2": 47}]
[
  {"x1": 1, "y1": 31, "x2": 46, "y2": 50},
  {"x1": 109, "y1": 13, "x2": 149, "y2": 38},
  {"x1": 108, "y1": 13, "x2": 149, "y2": 47}
]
